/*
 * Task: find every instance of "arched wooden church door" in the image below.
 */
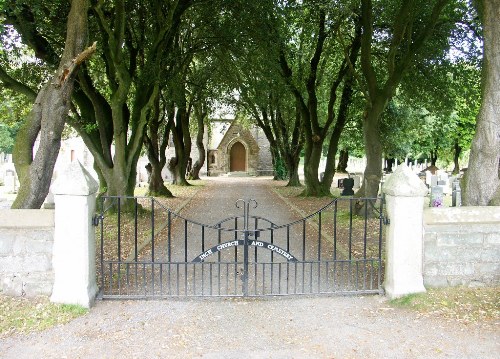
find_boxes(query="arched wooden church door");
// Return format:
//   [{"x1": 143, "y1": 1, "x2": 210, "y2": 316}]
[{"x1": 230, "y1": 142, "x2": 246, "y2": 171}]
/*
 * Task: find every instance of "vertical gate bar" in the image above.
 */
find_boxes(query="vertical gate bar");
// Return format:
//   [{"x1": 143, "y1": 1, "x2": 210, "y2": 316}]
[
  {"x1": 134, "y1": 198, "x2": 138, "y2": 261},
  {"x1": 202, "y1": 226, "x2": 205, "y2": 252},
  {"x1": 254, "y1": 262, "x2": 257, "y2": 295},
  {"x1": 363, "y1": 199, "x2": 368, "y2": 291},
  {"x1": 118, "y1": 263, "x2": 121, "y2": 295},
  {"x1": 301, "y1": 219, "x2": 305, "y2": 292},
  {"x1": 176, "y1": 263, "x2": 179, "y2": 296},
  {"x1": 160, "y1": 263, "x2": 163, "y2": 296},
  {"x1": 201, "y1": 226, "x2": 205, "y2": 296},
  {"x1": 286, "y1": 225, "x2": 290, "y2": 252},
  {"x1": 100, "y1": 198, "x2": 104, "y2": 294},
  {"x1": 339, "y1": 261, "x2": 344, "y2": 290},
  {"x1": 135, "y1": 263, "x2": 139, "y2": 293},
  {"x1": 184, "y1": 220, "x2": 188, "y2": 262},
  {"x1": 349, "y1": 199, "x2": 353, "y2": 260},
  {"x1": 168, "y1": 263, "x2": 171, "y2": 295},
  {"x1": 363, "y1": 199, "x2": 368, "y2": 259},
  {"x1": 167, "y1": 211, "x2": 171, "y2": 262},
  {"x1": 152, "y1": 263, "x2": 155, "y2": 296},
  {"x1": 294, "y1": 262, "x2": 297, "y2": 294},
  {"x1": 286, "y1": 262, "x2": 289, "y2": 294},
  {"x1": 234, "y1": 262, "x2": 237, "y2": 295},
  {"x1": 254, "y1": 218, "x2": 258, "y2": 262},
  {"x1": 226, "y1": 263, "x2": 229, "y2": 295},
  {"x1": 271, "y1": 227, "x2": 274, "y2": 261},
  {"x1": 326, "y1": 261, "x2": 329, "y2": 292},
  {"x1": 210, "y1": 263, "x2": 213, "y2": 296},
  {"x1": 234, "y1": 218, "x2": 238, "y2": 262},
  {"x1": 333, "y1": 201, "x2": 338, "y2": 260},
  {"x1": 109, "y1": 263, "x2": 112, "y2": 296},
  {"x1": 151, "y1": 199, "x2": 155, "y2": 263},
  {"x1": 318, "y1": 212, "x2": 322, "y2": 293},
  {"x1": 270, "y1": 227, "x2": 274, "y2": 293},
  {"x1": 378, "y1": 199, "x2": 384, "y2": 290},
  {"x1": 193, "y1": 263, "x2": 196, "y2": 295},
  {"x1": 143, "y1": 263, "x2": 146, "y2": 296},
  {"x1": 262, "y1": 264, "x2": 266, "y2": 295},
  {"x1": 302, "y1": 219, "x2": 306, "y2": 261},
  {"x1": 270, "y1": 263, "x2": 273, "y2": 295},
  {"x1": 356, "y1": 261, "x2": 359, "y2": 291},
  {"x1": 218, "y1": 262, "x2": 221, "y2": 296},
  {"x1": 201, "y1": 263, "x2": 205, "y2": 296},
  {"x1": 117, "y1": 197, "x2": 121, "y2": 262},
  {"x1": 184, "y1": 262, "x2": 188, "y2": 296},
  {"x1": 243, "y1": 232, "x2": 249, "y2": 297},
  {"x1": 333, "y1": 261, "x2": 336, "y2": 292},
  {"x1": 318, "y1": 212, "x2": 322, "y2": 260},
  {"x1": 126, "y1": 263, "x2": 130, "y2": 295},
  {"x1": 217, "y1": 224, "x2": 221, "y2": 262},
  {"x1": 363, "y1": 260, "x2": 367, "y2": 290},
  {"x1": 370, "y1": 259, "x2": 374, "y2": 290},
  {"x1": 309, "y1": 262, "x2": 313, "y2": 293},
  {"x1": 278, "y1": 263, "x2": 282, "y2": 294}
]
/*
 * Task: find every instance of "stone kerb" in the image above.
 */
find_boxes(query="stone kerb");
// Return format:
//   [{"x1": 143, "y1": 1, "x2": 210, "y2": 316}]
[
  {"x1": 50, "y1": 160, "x2": 99, "y2": 308},
  {"x1": 382, "y1": 164, "x2": 428, "y2": 299}
]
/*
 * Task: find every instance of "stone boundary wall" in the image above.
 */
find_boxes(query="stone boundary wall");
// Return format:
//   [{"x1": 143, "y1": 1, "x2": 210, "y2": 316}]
[
  {"x1": 0, "y1": 209, "x2": 55, "y2": 296},
  {"x1": 423, "y1": 207, "x2": 500, "y2": 287}
]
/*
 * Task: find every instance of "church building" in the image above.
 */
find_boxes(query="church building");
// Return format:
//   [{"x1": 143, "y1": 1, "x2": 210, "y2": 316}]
[{"x1": 206, "y1": 119, "x2": 273, "y2": 177}]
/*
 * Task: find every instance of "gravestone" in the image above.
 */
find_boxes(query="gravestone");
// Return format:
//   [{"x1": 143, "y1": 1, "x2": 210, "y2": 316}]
[
  {"x1": 352, "y1": 175, "x2": 361, "y2": 188},
  {"x1": 341, "y1": 178, "x2": 354, "y2": 196},
  {"x1": 452, "y1": 180, "x2": 461, "y2": 207},
  {"x1": 430, "y1": 175, "x2": 438, "y2": 187},
  {"x1": 430, "y1": 186, "x2": 444, "y2": 207}
]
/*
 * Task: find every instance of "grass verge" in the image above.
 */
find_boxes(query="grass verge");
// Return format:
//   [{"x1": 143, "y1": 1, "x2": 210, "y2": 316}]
[
  {"x1": 0, "y1": 295, "x2": 87, "y2": 338},
  {"x1": 390, "y1": 287, "x2": 500, "y2": 325}
]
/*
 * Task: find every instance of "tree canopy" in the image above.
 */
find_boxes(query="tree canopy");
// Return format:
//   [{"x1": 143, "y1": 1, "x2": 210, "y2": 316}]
[{"x1": 0, "y1": 0, "x2": 495, "y2": 207}]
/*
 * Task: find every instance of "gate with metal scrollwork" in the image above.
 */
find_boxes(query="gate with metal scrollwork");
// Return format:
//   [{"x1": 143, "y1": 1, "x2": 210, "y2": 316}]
[{"x1": 94, "y1": 196, "x2": 385, "y2": 299}]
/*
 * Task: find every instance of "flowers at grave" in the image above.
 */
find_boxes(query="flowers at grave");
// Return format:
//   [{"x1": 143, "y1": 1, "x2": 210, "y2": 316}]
[{"x1": 432, "y1": 198, "x2": 443, "y2": 207}]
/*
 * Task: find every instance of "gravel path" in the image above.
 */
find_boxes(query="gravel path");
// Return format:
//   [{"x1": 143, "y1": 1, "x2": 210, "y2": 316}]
[{"x1": 1, "y1": 177, "x2": 498, "y2": 358}]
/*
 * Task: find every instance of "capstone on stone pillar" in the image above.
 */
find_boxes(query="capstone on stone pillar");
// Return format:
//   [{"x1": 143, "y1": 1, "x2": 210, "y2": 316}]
[
  {"x1": 382, "y1": 163, "x2": 428, "y2": 299},
  {"x1": 50, "y1": 160, "x2": 98, "y2": 308}
]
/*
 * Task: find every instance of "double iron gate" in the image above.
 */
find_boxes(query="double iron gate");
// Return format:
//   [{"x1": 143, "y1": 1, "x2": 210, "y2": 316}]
[{"x1": 95, "y1": 196, "x2": 385, "y2": 298}]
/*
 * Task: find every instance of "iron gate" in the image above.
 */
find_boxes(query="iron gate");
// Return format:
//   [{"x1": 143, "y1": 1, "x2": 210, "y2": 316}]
[{"x1": 95, "y1": 196, "x2": 385, "y2": 299}]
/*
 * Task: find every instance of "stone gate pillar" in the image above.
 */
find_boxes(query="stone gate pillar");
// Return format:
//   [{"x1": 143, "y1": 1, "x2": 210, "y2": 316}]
[
  {"x1": 50, "y1": 160, "x2": 98, "y2": 307},
  {"x1": 382, "y1": 164, "x2": 428, "y2": 298}
]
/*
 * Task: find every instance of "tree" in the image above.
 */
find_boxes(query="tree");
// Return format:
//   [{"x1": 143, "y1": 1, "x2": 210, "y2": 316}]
[
  {"x1": 357, "y1": 0, "x2": 455, "y2": 200},
  {"x1": 276, "y1": 2, "x2": 362, "y2": 196},
  {"x1": 463, "y1": 0, "x2": 500, "y2": 205},
  {"x1": 5, "y1": 0, "x2": 93, "y2": 208}
]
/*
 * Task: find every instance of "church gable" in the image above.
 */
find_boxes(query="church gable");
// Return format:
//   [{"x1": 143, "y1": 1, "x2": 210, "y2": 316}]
[{"x1": 209, "y1": 121, "x2": 261, "y2": 175}]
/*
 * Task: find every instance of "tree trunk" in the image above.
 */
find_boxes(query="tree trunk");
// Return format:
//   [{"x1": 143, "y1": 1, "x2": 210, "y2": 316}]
[
  {"x1": 12, "y1": 0, "x2": 92, "y2": 209},
  {"x1": 169, "y1": 104, "x2": 191, "y2": 186},
  {"x1": 336, "y1": 149, "x2": 349, "y2": 173},
  {"x1": 463, "y1": 0, "x2": 500, "y2": 206},
  {"x1": 452, "y1": 140, "x2": 461, "y2": 175},
  {"x1": 189, "y1": 110, "x2": 206, "y2": 180},
  {"x1": 285, "y1": 152, "x2": 301, "y2": 186},
  {"x1": 385, "y1": 158, "x2": 395, "y2": 173},
  {"x1": 146, "y1": 159, "x2": 171, "y2": 196},
  {"x1": 430, "y1": 148, "x2": 438, "y2": 167},
  {"x1": 358, "y1": 100, "x2": 384, "y2": 199}
]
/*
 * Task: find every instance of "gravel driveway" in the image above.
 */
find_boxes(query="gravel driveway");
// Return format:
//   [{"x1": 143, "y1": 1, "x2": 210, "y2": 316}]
[
  {"x1": 1, "y1": 296, "x2": 497, "y2": 358},
  {"x1": 1, "y1": 177, "x2": 498, "y2": 358}
]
